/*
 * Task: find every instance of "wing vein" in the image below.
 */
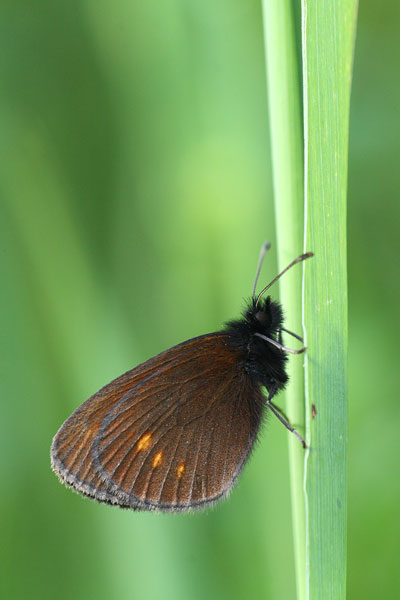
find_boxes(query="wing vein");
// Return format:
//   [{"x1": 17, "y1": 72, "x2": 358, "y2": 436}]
[
  {"x1": 221, "y1": 377, "x2": 243, "y2": 490},
  {"x1": 117, "y1": 406, "x2": 179, "y2": 495},
  {"x1": 99, "y1": 398, "x2": 178, "y2": 476},
  {"x1": 157, "y1": 429, "x2": 184, "y2": 505}
]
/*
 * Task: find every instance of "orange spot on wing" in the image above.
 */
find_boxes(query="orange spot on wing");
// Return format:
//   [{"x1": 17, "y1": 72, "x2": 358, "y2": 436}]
[
  {"x1": 152, "y1": 451, "x2": 163, "y2": 468},
  {"x1": 136, "y1": 433, "x2": 152, "y2": 451},
  {"x1": 177, "y1": 462, "x2": 185, "y2": 479}
]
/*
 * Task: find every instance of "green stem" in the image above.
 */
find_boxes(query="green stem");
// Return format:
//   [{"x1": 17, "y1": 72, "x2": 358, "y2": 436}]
[{"x1": 261, "y1": 1, "x2": 305, "y2": 599}]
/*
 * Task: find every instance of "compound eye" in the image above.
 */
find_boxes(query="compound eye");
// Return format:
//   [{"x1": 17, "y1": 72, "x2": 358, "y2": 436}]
[{"x1": 255, "y1": 311, "x2": 268, "y2": 325}]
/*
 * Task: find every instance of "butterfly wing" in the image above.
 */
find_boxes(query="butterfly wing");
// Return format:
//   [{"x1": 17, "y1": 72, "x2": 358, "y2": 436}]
[{"x1": 51, "y1": 333, "x2": 264, "y2": 512}]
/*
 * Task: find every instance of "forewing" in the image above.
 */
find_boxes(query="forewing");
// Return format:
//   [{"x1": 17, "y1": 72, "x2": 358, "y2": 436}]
[{"x1": 51, "y1": 333, "x2": 264, "y2": 511}]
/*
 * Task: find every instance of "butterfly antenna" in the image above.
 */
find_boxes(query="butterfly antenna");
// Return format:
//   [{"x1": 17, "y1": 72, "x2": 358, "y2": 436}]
[
  {"x1": 255, "y1": 251, "x2": 314, "y2": 306},
  {"x1": 252, "y1": 242, "x2": 271, "y2": 301}
]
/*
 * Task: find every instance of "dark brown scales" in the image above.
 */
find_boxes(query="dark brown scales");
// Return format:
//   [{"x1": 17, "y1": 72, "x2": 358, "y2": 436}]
[{"x1": 51, "y1": 333, "x2": 264, "y2": 512}]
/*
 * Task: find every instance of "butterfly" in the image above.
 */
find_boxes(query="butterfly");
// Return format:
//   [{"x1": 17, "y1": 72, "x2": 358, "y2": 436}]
[{"x1": 51, "y1": 243, "x2": 313, "y2": 512}]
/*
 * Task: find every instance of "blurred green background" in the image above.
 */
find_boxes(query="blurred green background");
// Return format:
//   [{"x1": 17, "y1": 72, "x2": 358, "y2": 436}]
[{"x1": 1, "y1": 1, "x2": 399, "y2": 598}]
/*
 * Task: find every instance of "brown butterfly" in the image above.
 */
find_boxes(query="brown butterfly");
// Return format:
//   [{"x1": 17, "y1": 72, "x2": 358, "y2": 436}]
[{"x1": 51, "y1": 244, "x2": 313, "y2": 512}]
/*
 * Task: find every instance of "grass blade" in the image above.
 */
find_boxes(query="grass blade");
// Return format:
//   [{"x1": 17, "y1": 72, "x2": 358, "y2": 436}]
[{"x1": 302, "y1": 1, "x2": 358, "y2": 598}]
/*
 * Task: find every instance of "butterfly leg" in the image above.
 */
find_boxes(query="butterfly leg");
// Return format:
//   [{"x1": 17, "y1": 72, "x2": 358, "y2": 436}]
[
  {"x1": 266, "y1": 386, "x2": 306, "y2": 448},
  {"x1": 269, "y1": 400, "x2": 290, "y2": 424},
  {"x1": 265, "y1": 373, "x2": 295, "y2": 425},
  {"x1": 281, "y1": 327, "x2": 304, "y2": 344},
  {"x1": 269, "y1": 400, "x2": 302, "y2": 430}
]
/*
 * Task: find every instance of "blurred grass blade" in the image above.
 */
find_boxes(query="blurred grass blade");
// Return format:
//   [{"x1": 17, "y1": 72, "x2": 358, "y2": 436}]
[
  {"x1": 261, "y1": 1, "x2": 305, "y2": 598},
  {"x1": 302, "y1": 1, "x2": 358, "y2": 599}
]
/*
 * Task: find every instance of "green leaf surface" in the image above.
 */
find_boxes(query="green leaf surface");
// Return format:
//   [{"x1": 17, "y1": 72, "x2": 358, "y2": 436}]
[{"x1": 302, "y1": 1, "x2": 358, "y2": 598}]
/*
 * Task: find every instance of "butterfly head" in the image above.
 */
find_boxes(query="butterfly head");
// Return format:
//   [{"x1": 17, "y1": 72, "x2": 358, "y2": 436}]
[
  {"x1": 224, "y1": 296, "x2": 284, "y2": 343},
  {"x1": 251, "y1": 296, "x2": 284, "y2": 337}
]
